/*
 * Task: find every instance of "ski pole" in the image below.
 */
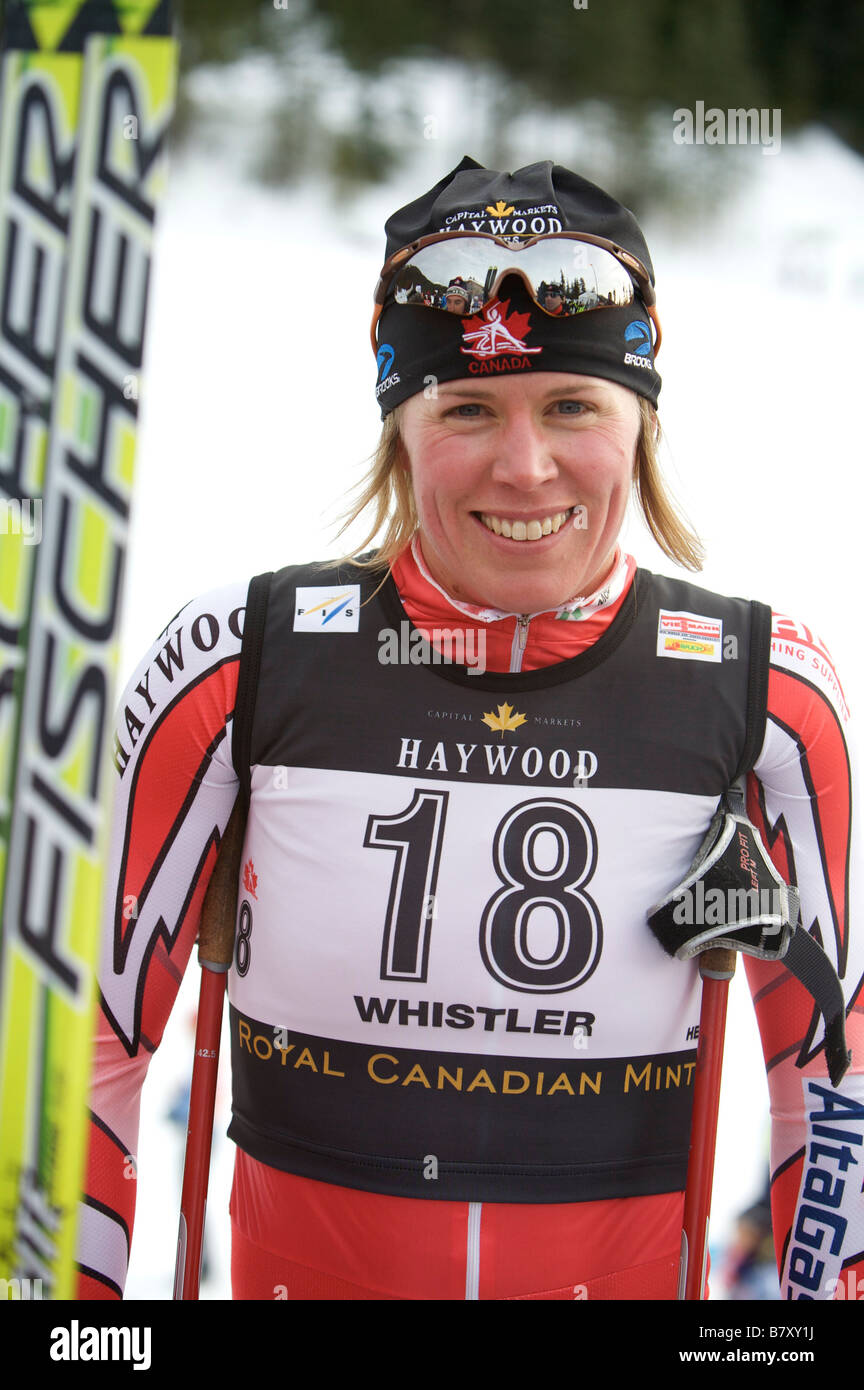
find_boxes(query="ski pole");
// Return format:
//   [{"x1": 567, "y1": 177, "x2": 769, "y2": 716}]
[
  {"x1": 173, "y1": 795, "x2": 245, "y2": 1299},
  {"x1": 678, "y1": 945, "x2": 737, "y2": 1300}
]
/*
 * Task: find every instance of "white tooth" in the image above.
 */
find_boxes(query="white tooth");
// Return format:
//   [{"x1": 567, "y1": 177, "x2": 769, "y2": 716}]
[
  {"x1": 500, "y1": 518, "x2": 513, "y2": 538},
  {"x1": 490, "y1": 515, "x2": 502, "y2": 534},
  {"x1": 550, "y1": 513, "x2": 563, "y2": 533},
  {"x1": 541, "y1": 516, "x2": 552, "y2": 535},
  {"x1": 511, "y1": 521, "x2": 527, "y2": 541},
  {"x1": 526, "y1": 520, "x2": 543, "y2": 541}
]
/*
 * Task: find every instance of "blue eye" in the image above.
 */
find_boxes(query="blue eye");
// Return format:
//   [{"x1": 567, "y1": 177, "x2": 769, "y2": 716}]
[
  {"x1": 448, "y1": 403, "x2": 483, "y2": 417},
  {"x1": 555, "y1": 400, "x2": 586, "y2": 415}
]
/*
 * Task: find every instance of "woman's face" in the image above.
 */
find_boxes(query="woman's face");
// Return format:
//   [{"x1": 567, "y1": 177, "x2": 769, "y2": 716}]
[{"x1": 399, "y1": 373, "x2": 641, "y2": 614}]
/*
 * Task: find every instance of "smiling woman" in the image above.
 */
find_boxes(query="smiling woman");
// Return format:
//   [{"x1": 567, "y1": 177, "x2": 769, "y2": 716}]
[
  {"x1": 80, "y1": 155, "x2": 863, "y2": 1305},
  {"x1": 397, "y1": 373, "x2": 640, "y2": 614},
  {"x1": 337, "y1": 376, "x2": 703, "y2": 611}
]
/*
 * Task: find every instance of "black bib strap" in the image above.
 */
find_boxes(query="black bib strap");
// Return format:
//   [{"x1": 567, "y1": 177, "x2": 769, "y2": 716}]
[
  {"x1": 232, "y1": 571, "x2": 273, "y2": 814},
  {"x1": 733, "y1": 598, "x2": 772, "y2": 782}
]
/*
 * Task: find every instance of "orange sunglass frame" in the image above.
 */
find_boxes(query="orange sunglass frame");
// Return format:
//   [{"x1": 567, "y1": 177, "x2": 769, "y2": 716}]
[{"x1": 370, "y1": 229, "x2": 662, "y2": 356}]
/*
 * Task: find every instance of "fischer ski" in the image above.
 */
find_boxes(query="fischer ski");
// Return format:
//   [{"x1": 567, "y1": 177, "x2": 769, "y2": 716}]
[{"x1": 0, "y1": 0, "x2": 177, "y2": 1299}]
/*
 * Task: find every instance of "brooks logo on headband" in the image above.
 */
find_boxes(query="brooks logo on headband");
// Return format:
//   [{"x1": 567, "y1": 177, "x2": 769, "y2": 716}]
[
  {"x1": 375, "y1": 342, "x2": 401, "y2": 398},
  {"x1": 623, "y1": 319, "x2": 653, "y2": 370},
  {"x1": 376, "y1": 343, "x2": 396, "y2": 380},
  {"x1": 625, "y1": 320, "x2": 651, "y2": 356}
]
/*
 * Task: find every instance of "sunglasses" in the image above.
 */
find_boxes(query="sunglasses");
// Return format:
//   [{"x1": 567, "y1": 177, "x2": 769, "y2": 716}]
[{"x1": 371, "y1": 230, "x2": 661, "y2": 354}]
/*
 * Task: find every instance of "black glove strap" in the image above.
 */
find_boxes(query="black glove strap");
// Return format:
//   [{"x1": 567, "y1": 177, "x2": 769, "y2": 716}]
[
  {"x1": 648, "y1": 784, "x2": 851, "y2": 1086},
  {"x1": 783, "y1": 929, "x2": 851, "y2": 1086}
]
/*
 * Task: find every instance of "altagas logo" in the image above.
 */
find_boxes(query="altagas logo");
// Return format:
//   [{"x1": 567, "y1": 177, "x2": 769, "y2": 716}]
[{"x1": 460, "y1": 298, "x2": 543, "y2": 373}]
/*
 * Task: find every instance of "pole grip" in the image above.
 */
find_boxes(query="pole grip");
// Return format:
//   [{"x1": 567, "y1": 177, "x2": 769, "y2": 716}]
[
  {"x1": 699, "y1": 946, "x2": 737, "y2": 981},
  {"x1": 197, "y1": 795, "x2": 245, "y2": 968}
]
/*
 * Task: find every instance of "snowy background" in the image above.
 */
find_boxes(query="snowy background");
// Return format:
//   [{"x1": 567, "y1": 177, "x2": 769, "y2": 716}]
[{"x1": 115, "y1": 50, "x2": 864, "y2": 1299}]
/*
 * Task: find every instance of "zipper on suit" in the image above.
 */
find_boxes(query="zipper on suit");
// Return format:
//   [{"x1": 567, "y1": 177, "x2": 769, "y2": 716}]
[
  {"x1": 465, "y1": 1202, "x2": 482, "y2": 1300},
  {"x1": 509, "y1": 615, "x2": 530, "y2": 673}
]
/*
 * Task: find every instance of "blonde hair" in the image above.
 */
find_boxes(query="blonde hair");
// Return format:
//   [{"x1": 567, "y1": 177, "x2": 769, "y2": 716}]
[
  {"x1": 328, "y1": 394, "x2": 703, "y2": 574},
  {"x1": 632, "y1": 399, "x2": 704, "y2": 571}
]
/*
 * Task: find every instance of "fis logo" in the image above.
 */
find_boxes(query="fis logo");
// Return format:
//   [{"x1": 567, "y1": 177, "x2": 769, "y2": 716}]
[
  {"x1": 294, "y1": 586, "x2": 360, "y2": 632},
  {"x1": 624, "y1": 319, "x2": 652, "y2": 369}
]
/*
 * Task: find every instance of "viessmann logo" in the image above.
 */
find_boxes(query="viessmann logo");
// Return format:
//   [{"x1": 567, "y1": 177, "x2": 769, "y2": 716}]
[
  {"x1": 294, "y1": 586, "x2": 360, "y2": 632},
  {"x1": 657, "y1": 609, "x2": 723, "y2": 663}
]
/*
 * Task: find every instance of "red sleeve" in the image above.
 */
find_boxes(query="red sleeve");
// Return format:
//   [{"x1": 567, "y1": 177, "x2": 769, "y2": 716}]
[
  {"x1": 75, "y1": 581, "x2": 247, "y2": 1297},
  {"x1": 746, "y1": 613, "x2": 864, "y2": 1300}
]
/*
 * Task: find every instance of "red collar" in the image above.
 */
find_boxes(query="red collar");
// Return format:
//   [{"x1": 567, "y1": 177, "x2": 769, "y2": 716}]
[{"x1": 389, "y1": 542, "x2": 636, "y2": 673}]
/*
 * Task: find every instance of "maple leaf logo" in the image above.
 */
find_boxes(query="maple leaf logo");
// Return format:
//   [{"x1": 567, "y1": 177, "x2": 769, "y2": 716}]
[
  {"x1": 243, "y1": 859, "x2": 258, "y2": 899},
  {"x1": 482, "y1": 702, "x2": 528, "y2": 735},
  {"x1": 485, "y1": 200, "x2": 515, "y2": 217},
  {"x1": 460, "y1": 298, "x2": 542, "y2": 359}
]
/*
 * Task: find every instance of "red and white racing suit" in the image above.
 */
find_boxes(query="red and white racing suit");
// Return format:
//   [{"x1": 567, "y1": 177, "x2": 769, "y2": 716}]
[{"x1": 76, "y1": 542, "x2": 864, "y2": 1300}]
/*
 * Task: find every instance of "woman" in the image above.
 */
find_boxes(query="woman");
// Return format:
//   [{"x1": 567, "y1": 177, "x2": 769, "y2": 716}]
[{"x1": 79, "y1": 158, "x2": 863, "y2": 1301}]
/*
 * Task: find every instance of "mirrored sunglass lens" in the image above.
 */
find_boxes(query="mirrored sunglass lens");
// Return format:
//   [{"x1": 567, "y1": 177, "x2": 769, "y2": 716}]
[{"x1": 388, "y1": 239, "x2": 637, "y2": 315}]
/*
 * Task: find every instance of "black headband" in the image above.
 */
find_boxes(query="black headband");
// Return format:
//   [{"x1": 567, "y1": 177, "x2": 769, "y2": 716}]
[{"x1": 375, "y1": 157, "x2": 661, "y2": 415}]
